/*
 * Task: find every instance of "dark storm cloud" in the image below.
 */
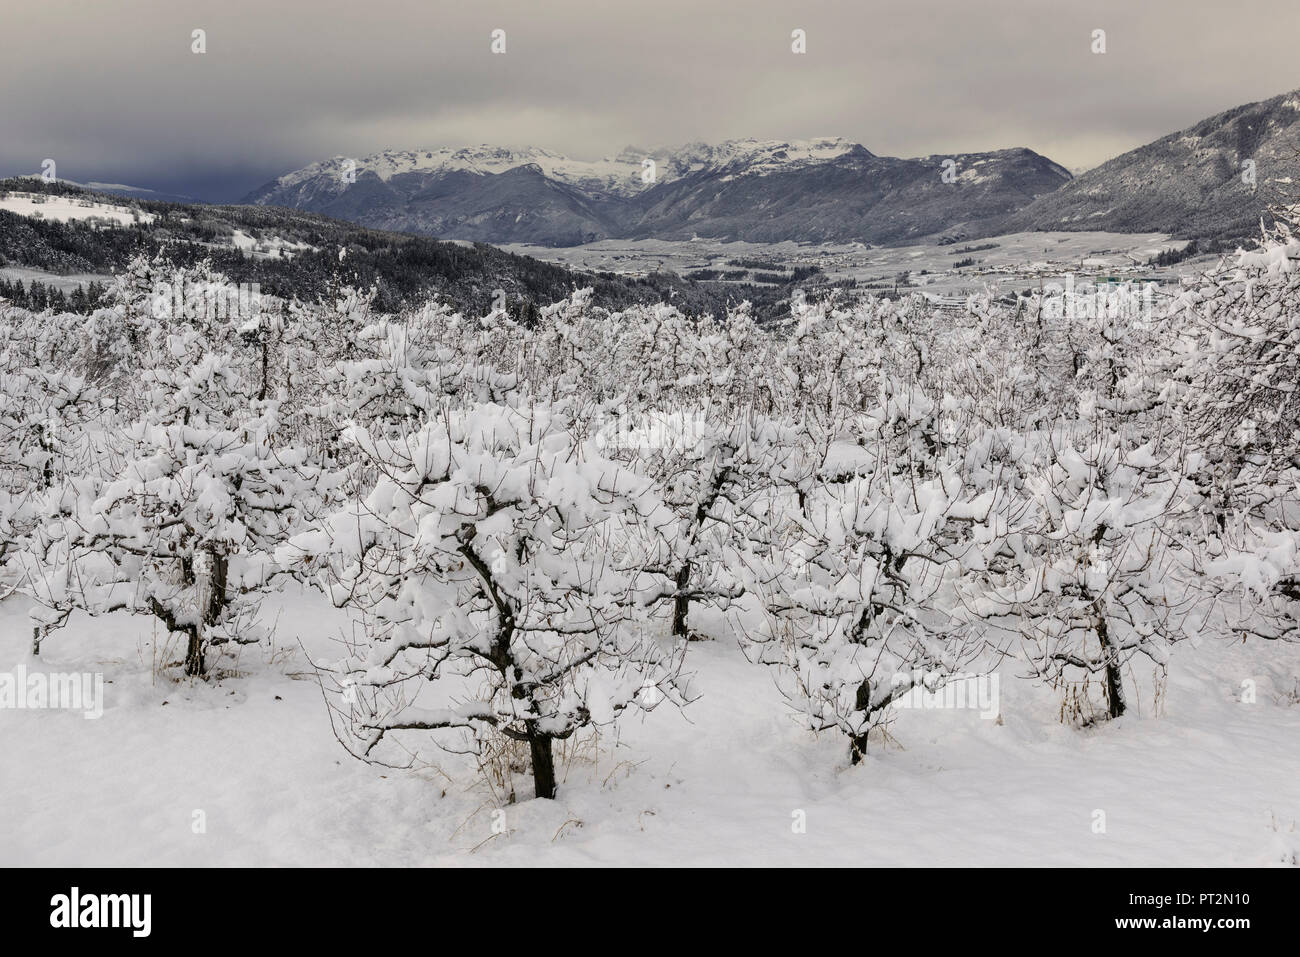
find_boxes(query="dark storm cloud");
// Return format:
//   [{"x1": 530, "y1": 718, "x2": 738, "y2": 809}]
[{"x1": 1, "y1": 0, "x2": 1295, "y2": 199}]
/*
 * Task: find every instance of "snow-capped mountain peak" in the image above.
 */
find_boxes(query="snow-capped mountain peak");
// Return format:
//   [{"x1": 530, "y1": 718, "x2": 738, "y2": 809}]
[
  {"x1": 270, "y1": 146, "x2": 652, "y2": 198},
  {"x1": 261, "y1": 137, "x2": 872, "y2": 202},
  {"x1": 660, "y1": 136, "x2": 868, "y2": 174}
]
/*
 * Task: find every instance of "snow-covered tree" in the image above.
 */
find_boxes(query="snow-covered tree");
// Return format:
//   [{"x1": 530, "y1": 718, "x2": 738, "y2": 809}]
[
  {"x1": 20, "y1": 267, "x2": 339, "y2": 673},
  {"x1": 1163, "y1": 208, "x2": 1300, "y2": 642},
  {"x1": 0, "y1": 310, "x2": 106, "y2": 593},
  {"x1": 751, "y1": 379, "x2": 996, "y2": 761},
  {"x1": 969, "y1": 424, "x2": 1198, "y2": 721},
  {"x1": 286, "y1": 401, "x2": 691, "y2": 799}
]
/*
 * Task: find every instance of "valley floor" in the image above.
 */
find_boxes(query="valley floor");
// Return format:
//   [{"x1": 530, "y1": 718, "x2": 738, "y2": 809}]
[{"x1": 1, "y1": 587, "x2": 1297, "y2": 867}]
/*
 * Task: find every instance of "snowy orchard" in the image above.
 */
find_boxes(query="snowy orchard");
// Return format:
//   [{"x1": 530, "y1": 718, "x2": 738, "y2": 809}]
[{"x1": 3, "y1": 216, "x2": 1299, "y2": 800}]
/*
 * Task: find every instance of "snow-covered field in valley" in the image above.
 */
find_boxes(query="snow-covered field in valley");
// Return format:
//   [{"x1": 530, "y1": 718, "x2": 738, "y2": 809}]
[
  {"x1": 500, "y1": 230, "x2": 1198, "y2": 295},
  {"x1": 2, "y1": 587, "x2": 1297, "y2": 867},
  {"x1": 0, "y1": 192, "x2": 154, "y2": 227}
]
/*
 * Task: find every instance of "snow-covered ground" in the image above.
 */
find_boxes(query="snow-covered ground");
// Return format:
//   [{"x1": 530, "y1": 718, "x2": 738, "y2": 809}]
[
  {"x1": 0, "y1": 266, "x2": 113, "y2": 293},
  {"x1": 228, "y1": 229, "x2": 314, "y2": 259},
  {"x1": 2, "y1": 587, "x2": 1296, "y2": 867},
  {"x1": 500, "y1": 231, "x2": 1201, "y2": 294},
  {"x1": 0, "y1": 192, "x2": 154, "y2": 227}
]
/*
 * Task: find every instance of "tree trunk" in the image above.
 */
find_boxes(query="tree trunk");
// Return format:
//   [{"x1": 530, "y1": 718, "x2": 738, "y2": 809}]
[
  {"x1": 187, "y1": 547, "x2": 229, "y2": 678},
  {"x1": 850, "y1": 678, "x2": 872, "y2": 764},
  {"x1": 183, "y1": 627, "x2": 205, "y2": 678},
  {"x1": 671, "y1": 562, "x2": 692, "y2": 640},
  {"x1": 1096, "y1": 616, "x2": 1126, "y2": 718},
  {"x1": 38, "y1": 421, "x2": 54, "y2": 489},
  {"x1": 528, "y1": 729, "x2": 557, "y2": 800}
]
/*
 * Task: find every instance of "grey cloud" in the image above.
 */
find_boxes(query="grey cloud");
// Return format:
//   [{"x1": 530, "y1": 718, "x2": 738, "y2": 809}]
[{"x1": 1, "y1": 0, "x2": 1295, "y2": 199}]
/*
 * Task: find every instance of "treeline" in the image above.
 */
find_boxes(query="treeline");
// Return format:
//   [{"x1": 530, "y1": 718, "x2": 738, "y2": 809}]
[
  {"x1": 0, "y1": 277, "x2": 108, "y2": 312},
  {"x1": 1148, "y1": 240, "x2": 1200, "y2": 267}
]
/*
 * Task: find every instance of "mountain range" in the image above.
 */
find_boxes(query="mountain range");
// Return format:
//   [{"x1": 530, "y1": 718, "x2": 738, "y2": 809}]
[
  {"x1": 243, "y1": 139, "x2": 1072, "y2": 246},
  {"x1": 243, "y1": 86, "x2": 1300, "y2": 247}
]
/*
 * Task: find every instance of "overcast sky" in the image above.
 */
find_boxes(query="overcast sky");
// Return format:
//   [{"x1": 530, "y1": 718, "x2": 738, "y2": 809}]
[{"x1": 3, "y1": 0, "x2": 1297, "y2": 200}]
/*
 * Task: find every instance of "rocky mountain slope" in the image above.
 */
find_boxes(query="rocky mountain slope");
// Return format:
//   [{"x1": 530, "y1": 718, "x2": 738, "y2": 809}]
[{"x1": 1000, "y1": 88, "x2": 1300, "y2": 242}]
